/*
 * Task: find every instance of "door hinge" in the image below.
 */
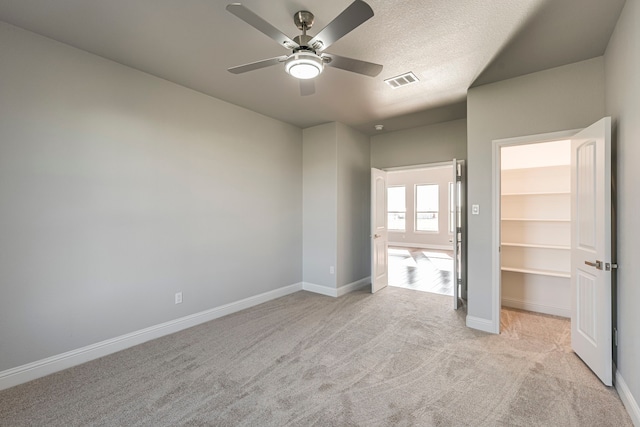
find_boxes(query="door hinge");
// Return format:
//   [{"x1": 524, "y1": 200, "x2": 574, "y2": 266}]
[{"x1": 614, "y1": 328, "x2": 618, "y2": 346}]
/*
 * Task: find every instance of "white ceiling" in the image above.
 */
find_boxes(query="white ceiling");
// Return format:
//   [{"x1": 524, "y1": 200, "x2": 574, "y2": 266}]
[{"x1": 0, "y1": 0, "x2": 625, "y2": 135}]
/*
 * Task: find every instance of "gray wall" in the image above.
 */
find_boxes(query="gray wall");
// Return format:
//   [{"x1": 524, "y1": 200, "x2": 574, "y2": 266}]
[
  {"x1": 0, "y1": 22, "x2": 302, "y2": 371},
  {"x1": 302, "y1": 122, "x2": 371, "y2": 290},
  {"x1": 371, "y1": 119, "x2": 467, "y2": 169},
  {"x1": 605, "y1": 0, "x2": 640, "y2": 410},
  {"x1": 466, "y1": 58, "x2": 605, "y2": 324},
  {"x1": 336, "y1": 123, "x2": 371, "y2": 287},
  {"x1": 302, "y1": 123, "x2": 338, "y2": 288}
]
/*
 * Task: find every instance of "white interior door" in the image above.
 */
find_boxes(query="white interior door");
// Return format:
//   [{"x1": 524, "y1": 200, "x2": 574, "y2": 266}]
[
  {"x1": 371, "y1": 168, "x2": 388, "y2": 293},
  {"x1": 457, "y1": 161, "x2": 467, "y2": 302},
  {"x1": 452, "y1": 159, "x2": 460, "y2": 309},
  {"x1": 570, "y1": 117, "x2": 613, "y2": 386}
]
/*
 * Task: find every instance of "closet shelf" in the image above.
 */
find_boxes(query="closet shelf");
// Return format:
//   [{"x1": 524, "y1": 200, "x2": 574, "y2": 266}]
[
  {"x1": 501, "y1": 218, "x2": 570, "y2": 222},
  {"x1": 501, "y1": 160, "x2": 571, "y2": 316},
  {"x1": 501, "y1": 266, "x2": 570, "y2": 278},
  {"x1": 501, "y1": 242, "x2": 570, "y2": 250}
]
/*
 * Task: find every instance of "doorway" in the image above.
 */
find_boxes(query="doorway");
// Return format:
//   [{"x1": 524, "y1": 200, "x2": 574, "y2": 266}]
[
  {"x1": 492, "y1": 128, "x2": 578, "y2": 330},
  {"x1": 372, "y1": 160, "x2": 465, "y2": 308}
]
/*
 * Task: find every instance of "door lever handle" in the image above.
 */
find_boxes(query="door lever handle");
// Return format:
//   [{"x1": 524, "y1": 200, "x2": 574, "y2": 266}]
[
  {"x1": 585, "y1": 260, "x2": 603, "y2": 270},
  {"x1": 373, "y1": 234, "x2": 381, "y2": 239}
]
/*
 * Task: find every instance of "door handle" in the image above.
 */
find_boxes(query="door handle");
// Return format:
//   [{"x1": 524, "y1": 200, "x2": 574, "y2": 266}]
[
  {"x1": 373, "y1": 234, "x2": 381, "y2": 239},
  {"x1": 585, "y1": 260, "x2": 603, "y2": 270}
]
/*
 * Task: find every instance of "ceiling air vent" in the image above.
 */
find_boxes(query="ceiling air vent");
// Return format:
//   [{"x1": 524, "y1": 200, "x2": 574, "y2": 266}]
[{"x1": 384, "y1": 72, "x2": 419, "y2": 89}]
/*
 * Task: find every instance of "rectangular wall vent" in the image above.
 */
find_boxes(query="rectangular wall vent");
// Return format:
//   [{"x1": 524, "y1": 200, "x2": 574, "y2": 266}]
[{"x1": 384, "y1": 72, "x2": 419, "y2": 89}]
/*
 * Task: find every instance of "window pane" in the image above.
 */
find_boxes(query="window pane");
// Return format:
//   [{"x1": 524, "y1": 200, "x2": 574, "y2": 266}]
[
  {"x1": 416, "y1": 184, "x2": 438, "y2": 212},
  {"x1": 387, "y1": 186, "x2": 405, "y2": 212},
  {"x1": 388, "y1": 212, "x2": 406, "y2": 230},
  {"x1": 416, "y1": 212, "x2": 438, "y2": 232}
]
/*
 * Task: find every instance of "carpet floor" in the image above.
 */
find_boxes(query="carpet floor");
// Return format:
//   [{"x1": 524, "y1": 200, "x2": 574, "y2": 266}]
[{"x1": 0, "y1": 287, "x2": 632, "y2": 426}]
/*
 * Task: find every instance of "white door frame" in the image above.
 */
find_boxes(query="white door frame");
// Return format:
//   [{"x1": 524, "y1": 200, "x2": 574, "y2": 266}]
[
  {"x1": 384, "y1": 160, "x2": 455, "y2": 173},
  {"x1": 491, "y1": 129, "x2": 580, "y2": 333}
]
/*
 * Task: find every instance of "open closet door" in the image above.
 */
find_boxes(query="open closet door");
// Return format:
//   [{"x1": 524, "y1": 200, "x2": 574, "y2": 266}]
[
  {"x1": 570, "y1": 117, "x2": 613, "y2": 386},
  {"x1": 452, "y1": 159, "x2": 465, "y2": 309},
  {"x1": 371, "y1": 168, "x2": 388, "y2": 293}
]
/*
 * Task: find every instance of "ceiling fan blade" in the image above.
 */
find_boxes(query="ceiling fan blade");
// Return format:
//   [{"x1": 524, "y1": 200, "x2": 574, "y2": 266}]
[
  {"x1": 308, "y1": 0, "x2": 374, "y2": 51},
  {"x1": 226, "y1": 3, "x2": 299, "y2": 49},
  {"x1": 300, "y1": 80, "x2": 315, "y2": 96},
  {"x1": 323, "y1": 53, "x2": 383, "y2": 77},
  {"x1": 228, "y1": 56, "x2": 288, "y2": 74}
]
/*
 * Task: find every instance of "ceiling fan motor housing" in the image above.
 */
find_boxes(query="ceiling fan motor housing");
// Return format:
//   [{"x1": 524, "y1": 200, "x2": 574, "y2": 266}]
[
  {"x1": 292, "y1": 11, "x2": 323, "y2": 51},
  {"x1": 293, "y1": 34, "x2": 315, "y2": 51}
]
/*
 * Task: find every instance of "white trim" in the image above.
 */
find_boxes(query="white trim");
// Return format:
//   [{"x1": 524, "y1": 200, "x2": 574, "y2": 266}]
[
  {"x1": 0, "y1": 282, "x2": 303, "y2": 391},
  {"x1": 492, "y1": 129, "x2": 580, "y2": 334},
  {"x1": 466, "y1": 315, "x2": 498, "y2": 334},
  {"x1": 501, "y1": 297, "x2": 570, "y2": 318},
  {"x1": 616, "y1": 371, "x2": 640, "y2": 426},
  {"x1": 337, "y1": 276, "x2": 370, "y2": 296},
  {"x1": 493, "y1": 129, "x2": 581, "y2": 147},
  {"x1": 303, "y1": 277, "x2": 371, "y2": 298},
  {"x1": 384, "y1": 161, "x2": 453, "y2": 173},
  {"x1": 302, "y1": 282, "x2": 337, "y2": 297},
  {"x1": 388, "y1": 242, "x2": 453, "y2": 251},
  {"x1": 492, "y1": 138, "x2": 503, "y2": 335}
]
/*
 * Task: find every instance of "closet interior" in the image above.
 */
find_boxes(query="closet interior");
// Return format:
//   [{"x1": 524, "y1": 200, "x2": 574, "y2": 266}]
[{"x1": 500, "y1": 140, "x2": 571, "y2": 318}]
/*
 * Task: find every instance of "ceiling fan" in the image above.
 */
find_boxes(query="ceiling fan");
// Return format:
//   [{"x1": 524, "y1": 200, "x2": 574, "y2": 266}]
[{"x1": 226, "y1": 0, "x2": 383, "y2": 96}]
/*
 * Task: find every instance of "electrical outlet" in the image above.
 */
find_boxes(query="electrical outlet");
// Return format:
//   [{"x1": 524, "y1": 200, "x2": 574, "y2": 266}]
[
  {"x1": 175, "y1": 292, "x2": 183, "y2": 304},
  {"x1": 329, "y1": 266, "x2": 335, "y2": 274},
  {"x1": 472, "y1": 204, "x2": 480, "y2": 215}
]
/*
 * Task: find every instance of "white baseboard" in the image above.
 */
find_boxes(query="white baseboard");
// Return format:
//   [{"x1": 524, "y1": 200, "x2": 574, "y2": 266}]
[
  {"x1": 466, "y1": 315, "x2": 498, "y2": 334},
  {"x1": 302, "y1": 282, "x2": 337, "y2": 297},
  {"x1": 337, "y1": 277, "x2": 370, "y2": 296},
  {"x1": 388, "y1": 242, "x2": 453, "y2": 251},
  {"x1": 616, "y1": 370, "x2": 640, "y2": 426},
  {"x1": 0, "y1": 282, "x2": 303, "y2": 391},
  {"x1": 303, "y1": 277, "x2": 370, "y2": 298},
  {"x1": 501, "y1": 297, "x2": 570, "y2": 318}
]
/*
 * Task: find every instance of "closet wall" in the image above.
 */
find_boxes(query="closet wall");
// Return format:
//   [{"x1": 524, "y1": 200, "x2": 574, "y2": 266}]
[{"x1": 500, "y1": 140, "x2": 571, "y2": 317}]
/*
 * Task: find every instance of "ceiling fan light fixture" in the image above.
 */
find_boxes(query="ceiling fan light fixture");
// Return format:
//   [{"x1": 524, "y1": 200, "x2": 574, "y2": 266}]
[{"x1": 285, "y1": 51, "x2": 323, "y2": 79}]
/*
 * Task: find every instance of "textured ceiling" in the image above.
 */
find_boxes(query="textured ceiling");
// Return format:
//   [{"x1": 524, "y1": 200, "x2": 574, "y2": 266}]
[{"x1": 0, "y1": 0, "x2": 626, "y2": 135}]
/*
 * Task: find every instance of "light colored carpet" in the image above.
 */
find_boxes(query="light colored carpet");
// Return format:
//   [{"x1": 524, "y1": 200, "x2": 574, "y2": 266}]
[{"x1": 0, "y1": 288, "x2": 632, "y2": 426}]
